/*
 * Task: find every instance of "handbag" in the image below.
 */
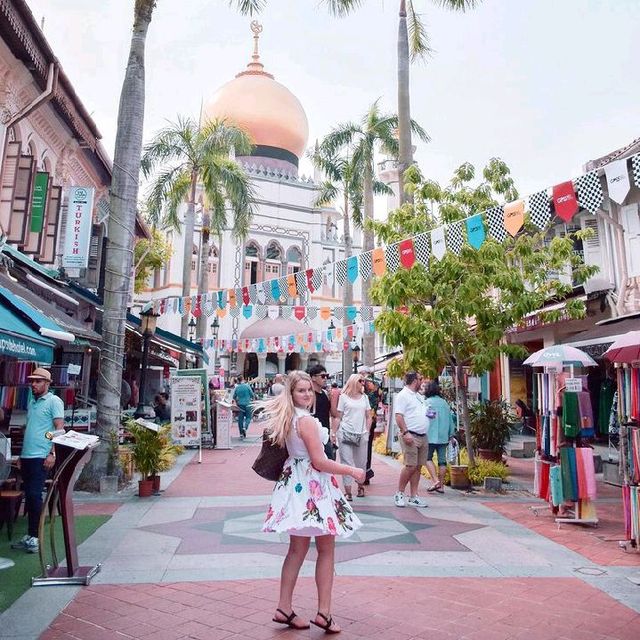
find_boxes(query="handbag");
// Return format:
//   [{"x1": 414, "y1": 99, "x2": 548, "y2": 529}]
[
  {"x1": 252, "y1": 429, "x2": 289, "y2": 481},
  {"x1": 340, "y1": 428, "x2": 362, "y2": 446}
]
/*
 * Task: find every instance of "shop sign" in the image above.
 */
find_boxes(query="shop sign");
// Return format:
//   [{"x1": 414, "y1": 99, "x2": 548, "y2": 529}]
[
  {"x1": 0, "y1": 333, "x2": 52, "y2": 362},
  {"x1": 62, "y1": 186, "x2": 94, "y2": 269},
  {"x1": 565, "y1": 378, "x2": 582, "y2": 392},
  {"x1": 30, "y1": 171, "x2": 49, "y2": 233}
]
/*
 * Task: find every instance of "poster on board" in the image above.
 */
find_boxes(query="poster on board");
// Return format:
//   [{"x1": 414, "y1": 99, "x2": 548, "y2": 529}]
[
  {"x1": 170, "y1": 375, "x2": 202, "y2": 446},
  {"x1": 385, "y1": 392, "x2": 401, "y2": 454}
]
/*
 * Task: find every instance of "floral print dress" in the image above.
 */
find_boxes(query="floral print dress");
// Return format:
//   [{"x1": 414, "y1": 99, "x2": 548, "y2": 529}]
[{"x1": 263, "y1": 408, "x2": 362, "y2": 538}]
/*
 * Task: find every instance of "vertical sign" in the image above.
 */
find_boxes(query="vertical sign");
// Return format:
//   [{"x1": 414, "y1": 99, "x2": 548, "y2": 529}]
[
  {"x1": 63, "y1": 186, "x2": 94, "y2": 268},
  {"x1": 170, "y1": 375, "x2": 202, "y2": 447},
  {"x1": 30, "y1": 171, "x2": 49, "y2": 232}
]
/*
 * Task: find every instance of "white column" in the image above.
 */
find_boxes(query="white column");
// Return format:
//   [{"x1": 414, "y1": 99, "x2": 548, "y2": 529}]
[
  {"x1": 277, "y1": 352, "x2": 286, "y2": 374},
  {"x1": 257, "y1": 352, "x2": 267, "y2": 379}
]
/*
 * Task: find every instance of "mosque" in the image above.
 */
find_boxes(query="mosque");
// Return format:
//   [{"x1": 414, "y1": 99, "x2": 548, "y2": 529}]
[{"x1": 143, "y1": 23, "x2": 399, "y2": 381}]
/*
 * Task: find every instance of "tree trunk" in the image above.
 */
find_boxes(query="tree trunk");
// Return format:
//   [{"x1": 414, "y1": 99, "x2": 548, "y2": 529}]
[
  {"x1": 456, "y1": 363, "x2": 475, "y2": 465},
  {"x1": 397, "y1": 0, "x2": 413, "y2": 206},
  {"x1": 195, "y1": 211, "x2": 210, "y2": 366},
  {"x1": 179, "y1": 171, "x2": 198, "y2": 367},
  {"x1": 342, "y1": 194, "x2": 354, "y2": 380},
  {"x1": 88, "y1": 1, "x2": 155, "y2": 489},
  {"x1": 361, "y1": 163, "x2": 375, "y2": 368}
]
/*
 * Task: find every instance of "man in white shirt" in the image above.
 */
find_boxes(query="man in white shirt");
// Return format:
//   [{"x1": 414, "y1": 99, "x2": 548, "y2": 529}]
[{"x1": 393, "y1": 371, "x2": 429, "y2": 508}]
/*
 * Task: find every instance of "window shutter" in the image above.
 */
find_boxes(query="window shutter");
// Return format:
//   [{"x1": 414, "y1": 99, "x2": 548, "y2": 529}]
[
  {"x1": 0, "y1": 141, "x2": 21, "y2": 234},
  {"x1": 39, "y1": 185, "x2": 61, "y2": 264},
  {"x1": 22, "y1": 171, "x2": 50, "y2": 255},
  {"x1": 621, "y1": 203, "x2": 640, "y2": 278},
  {"x1": 7, "y1": 153, "x2": 35, "y2": 243}
]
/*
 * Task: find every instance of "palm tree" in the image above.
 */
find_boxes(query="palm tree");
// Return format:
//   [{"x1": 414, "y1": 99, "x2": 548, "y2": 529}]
[
  {"x1": 141, "y1": 117, "x2": 255, "y2": 351},
  {"x1": 321, "y1": 101, "x2": 429, "y2": 366},
  {"x1": 397, "y1": 1, "x2": 479, "y2": 204}
]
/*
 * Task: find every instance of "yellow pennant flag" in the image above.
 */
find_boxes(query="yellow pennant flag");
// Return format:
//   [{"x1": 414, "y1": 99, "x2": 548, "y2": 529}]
[
  {"x1": 287, "y1": 274, "x2": 297, "y2": 297},
  {"x1": 372, "y1": 247, "x2": 387, "y2": 277},
  {"x1": 504, "y1": 200, "x2": 525, "y2": 237}
]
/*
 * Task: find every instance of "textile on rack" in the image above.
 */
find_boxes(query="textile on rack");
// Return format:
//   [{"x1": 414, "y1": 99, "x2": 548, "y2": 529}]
[
  {"x1": 577, "y1": 391, "x2": 595, "y2": 438},
  {"x1": 562, "y1": 392, "x2": 580, "y2": 438},
  {"x1": 629, "y1": 426, "x2": 640, "y2": 484},
  {"x1": 598, "y1": 378, "x2": 616, "y2": 436},
  {"x1": 534, "y1": 455, "x2": 550, "y2": 501},
  {"x1": 550, "y1": 464, "x2": 564, "y2": 506}
]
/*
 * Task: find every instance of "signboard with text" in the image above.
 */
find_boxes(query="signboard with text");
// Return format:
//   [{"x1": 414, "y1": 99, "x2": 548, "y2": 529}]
[
  {"x1": 62, "y1": 186, "x2": 94, "y2": 269},
  {"x1": 30, "y1": 171, "x2": 49, "y2": 233},
  {"x1": 170, "y1": 375, "x2": 202, "y2": 447}
]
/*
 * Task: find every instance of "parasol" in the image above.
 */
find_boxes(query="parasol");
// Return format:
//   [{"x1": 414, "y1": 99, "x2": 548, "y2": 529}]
[
  {"x1": 523, "y1": 344, "x2": 597, "y2": 368},
  {"x1": 603, "y1": 330, "x2": 640, "y2": 364}
]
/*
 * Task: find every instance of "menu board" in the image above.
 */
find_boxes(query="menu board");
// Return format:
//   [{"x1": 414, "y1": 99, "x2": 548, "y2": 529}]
[{"x1": 170, "y1": 375, "x2": 202, "y2": 446}]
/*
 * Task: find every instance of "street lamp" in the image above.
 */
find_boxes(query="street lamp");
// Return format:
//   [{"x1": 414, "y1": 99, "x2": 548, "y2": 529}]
[
  {"x1": 351, "y1": 344, "x2": 361, "y2": 374},
  {"x1": 188, "y1": 317, "x2": 197, "y2": 342},
  {"x1": 135, "y1": 308, "x2": 159, "y2": 418},
  {"x1": 210, "y1": 316, "x2": 220, "y2": 379}
]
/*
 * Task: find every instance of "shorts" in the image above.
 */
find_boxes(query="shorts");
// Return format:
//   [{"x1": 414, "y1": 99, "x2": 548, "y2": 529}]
[
  {"x1": 400, "y1": 433, "x2": 427, "y2": 467},
  {"x1": 427, "y1": 443, "x2": 448, "y2": 466}
]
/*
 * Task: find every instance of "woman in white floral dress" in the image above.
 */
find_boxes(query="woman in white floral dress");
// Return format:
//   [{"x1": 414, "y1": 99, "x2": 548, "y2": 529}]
[{"x1": 260, "y1": 370, "x2": 364, "y2": 634}]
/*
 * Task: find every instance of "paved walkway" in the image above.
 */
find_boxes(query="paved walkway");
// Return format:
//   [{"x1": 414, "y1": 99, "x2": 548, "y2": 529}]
[{"x1": 2, "y1": 424, "x2": 639, "y2": 639}]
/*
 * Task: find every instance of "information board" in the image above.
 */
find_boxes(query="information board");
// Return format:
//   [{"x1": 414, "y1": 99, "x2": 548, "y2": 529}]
[{"x1": 170, "y1": 375, "x2": 202, "y2": 446}]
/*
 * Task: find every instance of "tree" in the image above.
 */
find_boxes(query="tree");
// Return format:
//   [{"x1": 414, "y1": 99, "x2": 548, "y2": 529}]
[
  {"x1": 133, "y1": 228, "x2": 173, "y2": 292},
  {"x1": 396, "y1": 1, "x2": 479, "y2": 204},
  {"x1": 320, "y1": 101, "x2": 428, "y2": 367},
  {"x1": 141, "y1": 117, "x2": 255, "y2": 354},
  {"x1": 369, "y1": 159, "x2": 597, "y2": 464},
  {"x1": 90, "y1": 0, "x2": 156, "y2": 489}
]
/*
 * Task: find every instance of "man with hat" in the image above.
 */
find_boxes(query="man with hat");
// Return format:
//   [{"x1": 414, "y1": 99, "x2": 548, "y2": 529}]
[{"x1": 12, "y1": 368, "x2": 64, "y2": 553}]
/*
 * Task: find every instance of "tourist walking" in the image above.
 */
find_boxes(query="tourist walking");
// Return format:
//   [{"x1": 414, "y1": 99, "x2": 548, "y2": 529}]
[
  {"x1": 334, "y1": 373, "x2": 371, "y2": 500},
  {"x1": 308, "y1": 364, "x2": 336, "y2": 460},
  {"x1": 12, "y1": 368, "x2": 64, "y2": 554},
  {"x1": 423, "y1": 381, "x2": 456, "y2": 494},
  {"x1": 260, "y1": 371, "x2": 364, "y2": 633},
  {"x1": 233, "y1": 375, "x2": 255, "y2": 438},
  {"x1": 394, "y1": 371, "x2": 429, "y2": 508}
]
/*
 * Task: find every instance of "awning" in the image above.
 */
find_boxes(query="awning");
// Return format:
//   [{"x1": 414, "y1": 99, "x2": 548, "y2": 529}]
[
  {"x1": 0, "y1": 304, "x2": 55, "y2": 362},
  {"x1": 560, "y1": 312, "x2": 640, "y2": 357}
]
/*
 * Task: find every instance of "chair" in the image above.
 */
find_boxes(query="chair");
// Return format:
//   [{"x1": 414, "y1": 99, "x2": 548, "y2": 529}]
[{"x1": 0, "y1": 487, "x2": 24, "y2": 540}]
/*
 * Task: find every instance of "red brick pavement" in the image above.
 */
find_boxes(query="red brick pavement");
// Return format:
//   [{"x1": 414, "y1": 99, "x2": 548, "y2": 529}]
[{"x1": 41, "y1": 577, "x2": 640, "y2": 640}]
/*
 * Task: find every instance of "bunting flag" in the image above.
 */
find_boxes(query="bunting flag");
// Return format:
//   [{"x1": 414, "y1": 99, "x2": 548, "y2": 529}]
[
  {"x1": 361, "y1": 306, "x2": 373, "y2": 322},
  {"x1": 216, "y1": 290, "x2": 225, "y2": 309},
  {"x1": 552, "y1": 181, "x2": 579, "y2": 222},
  {"x1": 431, "y1": 226, "x2": 446, "y2": 260},
  {"x1": 306, "y1": 307, "x2": 318, "y2": 320},
  {"x1": 184, "y1": 297, "x2": 192, "y2": 316},
  {"x1": 324, "y1": 262, "x2": 334, "y2": 286},
  {"x1": 414, "y1": 232, "x2": 430, "y2": 265},
  {"x1": 255, "y1": 306, "x2": 267, "y2": 320},
  {"x1": 320, "y1": 306, "x2": 331, "y2": 320},
  {"x1": 230, "y1": 305, "x2": 240, "y2": 318},
  {"x1": 632, "y1": 154, "x2": 640, "y2": 189},
  {"x1": 605, "y1": 159, "x2": 631, "y2": 205},
  {"x1": 312, "y1": 269, "x2": 322, "y2": 292},
  {"x1": 295, "y1": 271, "x2": 307, "y2": 297},
  {"x1": 372, "y1": 247, "x2": 386, "y2": 276},
  {"x1": 216, "y1": 306, "x2": 227, "y2": 318},
  {"x1": 294, "y1": 306, "x2": 305, "y2": 320},
  {"x1": 446, "y1": 221, "x2": 464, "y2": 256},
  {"x1": 465, "y1": 214, "x2": 485, "y2": 250},
  {"x1": 529, "y1": 190, "x2": 551, "y2": 229},
  {"x1": 268, "y1": 305, "x2": 280, "y2": 319},
  {"x1": 255, "y1": 282, "x2": 266, "y2": 304},
  {"x1": 359, "y1": 251, "x2": 372, "y2": 280},
  {"x1": 281, "y1": 306, "x2": 292, "y2": 319},
  {"x1": 347, "y1": 255, "x2": 359, "y2": 283},
  {"x1": 241, "y1": 286, "x2": 250, "y2": 306},
  {"x1": 575, "y1": 171, "x2": 603, "y2": 214},
  {"x1": 398, "y1": 238, "x2": 416, "y2": 268},
  {"x1": 242, "y1": 305, "x2": 253, "y2": 319},
  {"x1": 504, "y1": 200, "x2": 525, "y2": 236},
  {"x1": 385, "y1": 243, "x2": 400, "y2": 272},
  {"x1": 177, "y1": 297, "x2": 184, "y2": 316},
  {"x1": 248, "y1": 283, "x2": 257, "y2": 304},
  {"x1": 228, "y1": 289, "x2": 237, "y2": 308},
  {"x1": 192, "y1": 295, "x2": 202, "y2": 318},
  {"x1": 336, "y1": 259, "x2": 347, "y2": 286},
  {"x1": 334, "y1": 307, "x2": 344, "y2": 320},
  {"x1": 345, "y1": 306, "x2": 357, "y2": 322},
  {"x1": 286, "y1": 274, "x2": 297, "y2": 297},
  {"x1": 486, "y1": 205, "x2": 507, "y2": 242}
]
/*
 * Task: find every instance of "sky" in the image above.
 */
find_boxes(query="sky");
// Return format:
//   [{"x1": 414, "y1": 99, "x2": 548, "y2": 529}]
[{"x1": 26, "y1": 0, "x2": 640, "y2": 201}]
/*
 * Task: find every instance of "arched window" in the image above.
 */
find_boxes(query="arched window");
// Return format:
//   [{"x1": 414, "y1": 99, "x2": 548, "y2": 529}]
[
  {"x1": 286, "y1": 246, "x2": 302, "y2": 275},
  {"x1": 207, "y1": 245, "x2": 220, "y2": 288},
  {"x1": 244, "y1": 241, "x2": 261, "y2": 285},
  {"x1": 265, "y1": 241, "x2": 282, "y2": 279},
  {"x1": 190, "y1": 243, "x2": 198, "y2": 287}
]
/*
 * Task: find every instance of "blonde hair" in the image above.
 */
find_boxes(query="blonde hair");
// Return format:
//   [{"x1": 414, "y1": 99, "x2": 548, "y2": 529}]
[
  {"x1": 255, "y1": 370, "x2": 313, "y2": 447},
  {"x1": 342, "y1": 373, "x2": 364, "y2": 398}
]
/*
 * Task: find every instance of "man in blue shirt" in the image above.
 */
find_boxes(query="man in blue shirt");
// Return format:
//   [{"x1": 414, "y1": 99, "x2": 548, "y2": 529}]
[
  {"x1": 232, "y1": 375, "x2": 255, "y2": 439},
  {"x1": 12, "y1": 368, "x2": 64, "y2": 554}
]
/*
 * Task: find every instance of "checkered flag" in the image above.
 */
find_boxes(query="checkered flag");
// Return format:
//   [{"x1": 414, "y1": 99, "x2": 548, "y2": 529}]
[
  {"x1": 248, "y1": 285, "x2": 257, "y2": 304},
  {"x1": 486, "y1": 205, "x2": 506, "y2": 243},
  {"x1": 234, "y1": 288, "x2": 244, "y2": 307},
  {"x1": 575, "y1": 171, "x2": 603, "y2": 214},
  {"x1": 335, "y1": 260, "x2": 347, "y2": 286},
  {"x1": 295, "y1": 271, "x2": 307, "y2": 296},
  {"x1": 334, "y1": 307, "x2": 344, "y2": 320},
  {"x1": 359, "y1": 251, "x2": 373, "y2": 280},
  {"x1": 361, "y1": 306, "x2": 373, "y2": 322},
  {"x1": 385, "y1": 243, "x2": 400, "y2": 272},
  {"x1": 529, "y1": 190, "x2": 551, "y2": 229},
  {"x1": 306, "y1": 307, "x2": 318, "y2": 320},
  {"x1": 281, "y1": 306, "x2": 292, "y2": 320},
  {"x1": 230, "y1": 305, "x2": 241, "y2": 318},
  {"x1": 312, "y1": 270, "x2": 322, "y2": 292},
  {"x1": 632, "y1": 153, "x2": 640, "y2": 189},
  {"x1": 414, "y1": 232, "x2": 431, "y2": 266},
  {"x1": 204, "y1": 297, "x2": 215, "y2": 317},
  {"x1": 278, "y1": 276, "x2": 289, "y2": 301},
  {"x1": 446, "y1": 221, "x2": 464, "y2": 255},
  {"x1": 254, "y1": 306, "x2": 267, "y2": 320}
]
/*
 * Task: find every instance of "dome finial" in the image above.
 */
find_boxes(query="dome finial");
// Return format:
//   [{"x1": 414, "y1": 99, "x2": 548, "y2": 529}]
[{"x1": 250, "y1": 21, "x2": 263, "y2": 63}]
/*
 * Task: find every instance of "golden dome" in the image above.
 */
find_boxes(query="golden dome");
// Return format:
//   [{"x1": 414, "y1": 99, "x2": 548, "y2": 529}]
[{"x1": 203, "y1": 22, "x2": 308, "y2": 162}]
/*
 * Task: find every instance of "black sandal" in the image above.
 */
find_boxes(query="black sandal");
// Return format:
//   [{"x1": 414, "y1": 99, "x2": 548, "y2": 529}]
[
  {"x1": 272, "y1": 608, "x2": 310, "y2": 630},
  {"x1": 311, "y1": 611, "x2": 341, "y2": 634}
]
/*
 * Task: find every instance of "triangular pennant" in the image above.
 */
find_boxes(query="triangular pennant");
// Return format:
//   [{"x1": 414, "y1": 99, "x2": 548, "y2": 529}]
[
  {"x1": 333, "y1": 307, "x2": 344, "y2": 320},
  {"x1": 359, "y1": 251, "x2": 373, "y2": 280},
  {"x1": 242, "y1": 305, "x2": 253, "y2": 319},
  {"x1": 271, "y1": 278, "x2": 281, "y2": 302},
  {"x1": 575, "y1": 171, "x2": 603, "y2": 215},
  {"x1": 230, "y1": 305, "x2": 241, "y2": 318},
  {"x1": 324, "y1": 262, "x2": 335, "y2": 286},
  {"x1": 255, "y1": 306, "x2": 267, "y2": 320},
  {"x1": 529, "y1": 190, "x2": 551, "y2": 229},
  {"x1": 372, "y1": 247, "x2": 387, "y2": 276},
  {"x1": 346, "y1": 255, "x2": 359, "y2": 283},
  {"x1": 486, "y1": 205, "x2": 507, "y2": 242},
  {"x1": 465, "y1": 214, "x2": 485, "y2": 250},
  {"x1": 361, "y1": 306, "x2": 373, "y2": 322},
  {"x1": 294, "y1": 306, "x2": 306, "y2": 320},
  {"x1": 398, "y1": 238, "x2": 416, "y2": 268},
  {"x1": 268, "y1": 305, "x2": 280, "y2": 319},
  {"x1": 306, "y1": 307, "x2": 317, "y2": 320},
  {"x1": 286, "y1": 274, "x2": 297, "y2": 297},
  {"x1": 335, "y1": 259, "x2": 348, "y2": 286},
  {"x1": 228, "y1": 288, "x2": 237, "y2": 308},
  {"x1": 312, "y1": 269, "x2": 322, "y2": 292},
  {"x1": 241, "y1": 287, "x2": 250, "y2": 306},
  {"x1": 504, "y1": 200, "x2": 525, "y2": 236},
  {"x1": 192, "y1": 295, "x2": 202, "y2": 318},
  {"x1": 552, "y1": 181, "x2": 578, "y2": 222},
  {"x1": 345, "y1": 306, "x2": 357, "y2": 323},
  {"x1": 295, "y1": 271, "x2": 307, "y2": 296},
  {"x1": 413, "y1": 232, "x2": 430, "y2": 265},
  {"x1": 255, "y1": 283, "x2": 266, "y2": 304},
  {"x1": 305, "y1": 269, "x2": 315, "y2": 293},
  {"x1": 248, "y1": 284, "x2": 257, "y2": 304},
  {"x1": 320, "y1": 307, "x2": 331, "y2": 321},
  {"x1": 431, "y1": 226, "x2": 446, "y2": 260},
  {"x1": 445, "y1": 221, "x2": 464, "y2": 256},
  {"x1": 385, "y1": 243, "x2": 400, "y2": 272},
  {"x1": 632, "y1": 154, "x2": 640, "y2": 189},
  {"x1": 604, "y1": 159, "x2": 631, "y2": 205},
  {"x1": 204, "y1": 296, "x2": 216, "y2": 317},
  {"x1": 281, "y1": 306, "x2": 292, "y2": 320}
]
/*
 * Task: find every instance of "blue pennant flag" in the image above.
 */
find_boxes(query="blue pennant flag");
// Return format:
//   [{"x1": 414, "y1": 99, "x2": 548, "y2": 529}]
[
  {"x1": 258, "y1": 338, "x2": 266, "y2": 353},
  {"x1": 466, "y1": 214, "x2": 485, "y2": 250},
  {"x1": 346, "y1": 256, "x2": 359, "y2": 284},
  {"x1": 243, "y1": 305, "x2": 253, "y2": 319},
  {"x1": 271, "y1": 279, "x2": 281, "y2": 301},
  {"x1": 345, "y1": 306, "x2": 357, "y2": 322}
]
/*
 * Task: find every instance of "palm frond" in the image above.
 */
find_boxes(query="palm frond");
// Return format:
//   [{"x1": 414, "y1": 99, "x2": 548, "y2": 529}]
[
  {"x1": 313, "y1": 181, "x2": 339, "y2": 208},
  {"x1": 321, "y1": 0, "x2": 363, "y2": 17},
  {"x1": 145, "y1": 164, "x2": 189, "y2": 230},
  {"x1": 410, "y1": 119, "x2": 431, "y2": 143},
  {"x1": 230, "y1": 0, "x2": 266, "y2": 15},
  {"x1": 432, "y1": 0, "x2": 479, "y2": 12},
  {"x1": 407, "y1": 0, "x2": 433, "y2": 62},
  {"x1": 320, "y1": 123, "x2": 361, "y2": 156},
  {"x1": 163, "y1": 172, "x2": 192, "y2": 230},
  {"x1": 373, "y1": 179, "x2": 394, "y2": 196}
]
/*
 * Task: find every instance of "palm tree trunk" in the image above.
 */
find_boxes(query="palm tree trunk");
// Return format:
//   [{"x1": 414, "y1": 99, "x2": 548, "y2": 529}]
[
  {"x1": 179, "y1": 170, "x2": 198, "y2": 367},
  {"x1": 195, "y1": 211, "x2": 210, "y2": 365},
  {"x1": 89, "y1": 0, "x2": 155, "y2": 489},
  {"x1": 397, "y1": 0, "x2": 413, "y2": 206},
  {"x1": 361, "y1": 163, "x2": 375, "y2": 368},
  {"x1": 342, "y1": 194, "x2": 354, "y2": 379}
]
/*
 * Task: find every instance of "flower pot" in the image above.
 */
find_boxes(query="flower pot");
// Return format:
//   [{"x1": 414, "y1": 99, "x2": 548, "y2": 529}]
[
  {"x1": 99, "y1": 475, "x2": 118, "y2": 495},
  {"x1": 138, "y1": 478, "x2": 154, "y2": 497},
  {"x1": 449, "y1": 465, "x2": 470, "y2": 490},
  {"x1": 478, "y1": 448, "x2": 503, "y2": 462}
]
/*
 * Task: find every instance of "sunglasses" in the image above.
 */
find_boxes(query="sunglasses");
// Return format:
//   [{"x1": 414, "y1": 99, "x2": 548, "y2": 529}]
[{"x1": 315, "y1": 373, "x2": 329, "y2": 379}]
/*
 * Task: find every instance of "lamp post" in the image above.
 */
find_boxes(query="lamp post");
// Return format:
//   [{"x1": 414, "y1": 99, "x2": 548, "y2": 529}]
[
  {"x1": 210, "y1": 316, "x2": 220, "y2": 379},
  {"x1": 351, "y1": 344, "x2": 361, "y2": 374},
  {"x1": 135, "y1": 309, "x2": 159, "y2": 417},
  {"x1": 188, "y1": 317, "x2": 197, "y2": 342}
]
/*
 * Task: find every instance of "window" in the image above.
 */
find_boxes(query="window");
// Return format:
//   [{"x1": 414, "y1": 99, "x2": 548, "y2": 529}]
[
  {"x1": 286, "y1": 246, "x2": 302, "y2": 275},
  {"x1": 265, "y1": 241, "x2": 282, "y2": 279},
  {"x1": 244, "y1": 242, "x2": 261, "y2": 286}
]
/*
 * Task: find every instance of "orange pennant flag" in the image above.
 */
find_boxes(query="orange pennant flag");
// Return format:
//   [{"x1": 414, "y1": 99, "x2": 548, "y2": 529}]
[
  {"x1": 228, "y1": 288, "x2": 237, "y2": 307},
  {"x1": 184, "y1": 297, "x2": 191, "y2": 315},
  {"x1": 372, "y1": 247, "x2": 387, "y2": 277},
  {"x1": 504, "y1": 200, "x2": 525, "y2": 237},
  {"x1": 320, "y1": 307, "x2": 331, "y2": 321},
  {"x1": 216, "y1": 307, "x2": 227, "y2": 318},
  {"x1": 287, "y1": 274, "x2": 297, "y2": 297}
]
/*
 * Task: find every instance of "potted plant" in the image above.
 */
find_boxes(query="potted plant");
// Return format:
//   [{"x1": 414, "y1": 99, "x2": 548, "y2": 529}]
[
  {"x1": 127, "y1": 420, "x2": 162, "y2": 497},
  {"x1": 148, "y1": 425, "x2": 184, "y2": 493},
  {"x1": 468, "y1": 399, "x2": 514, "y2": 462}
]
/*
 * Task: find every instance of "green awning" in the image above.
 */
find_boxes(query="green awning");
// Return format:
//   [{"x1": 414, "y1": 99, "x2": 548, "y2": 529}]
[{"x1": 0, "y1": 304, "x2": 55, "y2": 362}]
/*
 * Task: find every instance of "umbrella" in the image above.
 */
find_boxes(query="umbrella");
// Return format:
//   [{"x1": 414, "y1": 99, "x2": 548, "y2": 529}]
[
  {"x1": 603, "y1": 330, "x2": 640, "y2": 364},
  {"x1": 523, "y1": 344, "x2": 597, "y2": 368}
]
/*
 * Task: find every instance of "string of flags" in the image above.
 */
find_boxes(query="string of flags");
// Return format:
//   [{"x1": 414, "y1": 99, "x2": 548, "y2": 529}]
[{"x1": 144, "y1": 152, "x2": 640, "y2": 319}]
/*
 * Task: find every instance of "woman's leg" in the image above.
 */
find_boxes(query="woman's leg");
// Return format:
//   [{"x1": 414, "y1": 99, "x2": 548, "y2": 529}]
[
  {"x1": 354, "y1": 437, "x2": 369, "y2": 495},
  {"x1": 313, "y1": 535, "x2": 340, "y2": 632},
  {"x1": 276, "y1": 535, "x2": 310, "y2": 616},
  {"x1": 339, "y1": 442, "x2": 354, "y2": 496}
]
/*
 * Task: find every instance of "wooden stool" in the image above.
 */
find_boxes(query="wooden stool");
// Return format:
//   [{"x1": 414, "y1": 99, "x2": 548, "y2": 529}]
[{"x1": 0, "y1": 490, "x2": 24, "y2": 540}]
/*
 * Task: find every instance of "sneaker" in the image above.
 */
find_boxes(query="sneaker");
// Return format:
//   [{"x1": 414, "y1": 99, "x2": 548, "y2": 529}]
[
  {"x1": 24, "y1": 536, "x2": 39, "y2": 553},
  {"x1": 394, "y1": 491, "x2": 406, "y2": 507},
  {"x1": 407, "y1": 496, "x2": 429, "y2": 508},
  {"x1": 10, "y1": 534, "x2": 30, "y2": 550}
]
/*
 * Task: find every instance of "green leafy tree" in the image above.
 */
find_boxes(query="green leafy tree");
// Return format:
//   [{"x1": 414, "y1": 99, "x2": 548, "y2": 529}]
[
  {"x1": 369, "y1": 159, "x2": 597, "y2": 463},
  {"x1": 134, "y1": 228, "x2": 173, "y2": 292},
  {"x1": 320, "y1": 101, "x2": 429, "y2": 367}
]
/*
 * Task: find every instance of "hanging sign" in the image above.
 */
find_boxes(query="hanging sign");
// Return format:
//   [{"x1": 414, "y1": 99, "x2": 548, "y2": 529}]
[
  {"x1": 565, "y1": 378, "x2": 582, "y2": 392},
  {"x1": 604, "y1": 159, "x2": 631, "y2": 205},
  {"x1": 552, "y1": 181, "x2": 578, "y2": 222},
  {"x1": 62, "y1": 186, "x2": 94, "y2": 269},
  {"x1": 30, "y1": 171, "x2": 49, "y2": 233}
]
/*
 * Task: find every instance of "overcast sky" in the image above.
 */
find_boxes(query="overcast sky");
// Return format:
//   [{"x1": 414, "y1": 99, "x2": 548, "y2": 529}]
[{"x1": 26, "y1": 0, "x2": 639, "y2": 199}]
